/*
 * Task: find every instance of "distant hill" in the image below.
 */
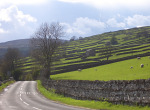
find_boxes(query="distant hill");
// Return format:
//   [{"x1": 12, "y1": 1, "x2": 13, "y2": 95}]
[
  {"x1": 0, "y1": 39, "x2": 31, "y2": 58},
  {"x1": 0, "y1": 39, "x2": 30, "y2": 48},
  {"x1": 0, "y1": 38, "x2": 67, "y2": 58}
]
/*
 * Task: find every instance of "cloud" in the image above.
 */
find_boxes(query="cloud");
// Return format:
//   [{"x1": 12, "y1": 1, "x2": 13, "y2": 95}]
[
  {"x1": 0, "y1": 23, "x2": 8, "y2": 33},
  {"x1": 74, "y1": 17, "x2": 105, "y2": 29},
  {"x1": 125, "y1": 15, "x2": 150, "y2": 27},
  {"x1": 0, "y1": 5, "x2": 37, "y2": 24},
  {"x1": 107, "y1": 18, "x2": 126, "y2": 28},
  {"x1": 0, "y1": 0, "x2": 48, "y2": 7},
  {"x1": 61, "y1": 17, "x2": 106, "y2": 38},
  {"x1": 59, "y1": 0, "x2": 150, "y2": 10},
  {"x1": 0, "y1": 5, "x2": 37, "y2": 42}
]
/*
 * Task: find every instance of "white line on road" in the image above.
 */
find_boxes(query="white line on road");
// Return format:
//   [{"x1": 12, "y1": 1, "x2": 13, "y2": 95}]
[
  {"x1": 33, "y1": 107, "x2": 42, "y2": 110},
  {"x1": 4, "y1": 88, "x2": 8, "y2": 92},
  {"x1": 23, "y1": 101, "x2": 29, "y2": 106},
  {"x1": 20, "y1": 97, "x2": 22, "y2": 101}
]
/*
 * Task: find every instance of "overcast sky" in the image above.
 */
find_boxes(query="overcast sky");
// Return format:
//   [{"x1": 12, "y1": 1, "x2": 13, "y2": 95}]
[{"x1": 0, "y1": 0, "x2": 150, "y2": 43}]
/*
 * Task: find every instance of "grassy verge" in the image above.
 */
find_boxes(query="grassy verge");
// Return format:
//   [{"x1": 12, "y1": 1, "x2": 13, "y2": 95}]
[
  {"x1": 0, "y1": 80, "x2": 15, "y2": 92},
  {"x1": 36, "y1": 80, "x2": 150, "y2": 110}
]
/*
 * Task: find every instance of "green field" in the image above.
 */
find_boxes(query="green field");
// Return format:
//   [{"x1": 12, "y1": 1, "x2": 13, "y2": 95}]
[{"x1": 52, "y1": 56, "x2": 150, "y2": 81}]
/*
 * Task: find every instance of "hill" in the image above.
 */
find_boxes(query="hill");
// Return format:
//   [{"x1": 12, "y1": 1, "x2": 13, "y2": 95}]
[
  {"x1": 0, "y1": 39, "x2": 30, "y2": 48},
  {"x1": 16, "y1": 26, "x2": 150, "y2": 79},
  {"x1": 0, "y1": 39, "x2": 31, "y2": 58}
]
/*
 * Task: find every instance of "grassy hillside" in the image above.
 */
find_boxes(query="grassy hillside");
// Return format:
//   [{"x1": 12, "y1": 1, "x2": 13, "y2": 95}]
[
  {"x1": 16, "y1": 26, "x2": 150, "y2": 78},
  {"x1": 51, "y1": 56, "x2": 150, "y2": 81}
]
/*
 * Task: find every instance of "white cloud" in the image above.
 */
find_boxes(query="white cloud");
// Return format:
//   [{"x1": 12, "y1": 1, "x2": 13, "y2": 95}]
[
  {"x1": 0, "y1": 28, "x2": 8, "y2": 33},
  {"x1": 107, "y1": 18, "x2": 126, "y2": 28},
  {"x1": 62, "y1": 17, "x2": 106, "y2": 38},
  {"x1": 0, "y1": 23, "x2": 8, "y2": 33},
  {"x1": 0, "y1": 0, "x2": 48, "y2": 7},
  {"x1": 74, "y1": 17, "x2": 105, "y2": 29},
  {"x1": 0, "y1": 5, "x2": 37, "y2": 25},
  {"x1": 0, "y1": 5, "x2": 37, "y2": 42},
  {"x1": 0, "y1": 8, "x2": 12, "y2": 22},
  {"x1": 59, "y1": 0, "x2": 150, "y2": 10},
  {"x1": 125, "y1": 15, "x2": 150, "y2": 27}
]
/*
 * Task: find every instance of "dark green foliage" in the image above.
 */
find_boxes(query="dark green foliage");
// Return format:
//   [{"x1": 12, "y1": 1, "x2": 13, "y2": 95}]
[
  {"x1": 32, "y1": 68, "x2": 40, "y2": 80},
  {"x1": 13, "y1": 69, "x2": 22, "y2": 81},
  {"x1": 110, "y1": 36, "x2": 118, "y2": 45},
  {"x1": 137, "y1": 31, "x2": 150, "y2": 38},
  {"x1": 1, "y1": 48, "x2": 20, "y2": 78},
  {"x1": 102, "y1": 44, "x2": 113, "y2": 60},
  {"x1": 25, "y1": 74, "x2": 33, "y2": 81}
]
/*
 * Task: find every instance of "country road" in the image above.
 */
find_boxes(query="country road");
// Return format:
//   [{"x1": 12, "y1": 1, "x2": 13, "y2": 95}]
[{"x1": 0, "y1": 81, "x2": 89, "y2": 110}]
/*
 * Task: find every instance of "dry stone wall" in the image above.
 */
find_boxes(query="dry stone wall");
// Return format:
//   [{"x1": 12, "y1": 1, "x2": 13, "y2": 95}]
[{"x1": 43, "y1": 79, "x2": 150, "y2": 106}]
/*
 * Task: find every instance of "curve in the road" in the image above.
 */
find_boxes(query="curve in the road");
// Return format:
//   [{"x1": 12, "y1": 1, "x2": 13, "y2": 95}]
[{"x1": 0, "y1": 81, "x2": 90, "y2": 110}]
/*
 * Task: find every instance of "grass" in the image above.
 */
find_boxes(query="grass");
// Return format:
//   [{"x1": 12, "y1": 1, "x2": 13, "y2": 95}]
[
  {"x1": 51, "y1": 56, "x2": 150, "y2": 81},
  {"x1": 0, "y1": 80, "x2": 15, "y2": 92},
  {"x1": 36, "y1": 80, "x2": 150, "y2": 110}
]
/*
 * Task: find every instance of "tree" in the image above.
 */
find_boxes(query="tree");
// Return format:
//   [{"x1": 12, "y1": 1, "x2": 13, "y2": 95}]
[
  {"x1": 70, "y1": 36, "x2": 76, "y2": 41},
  {"x1": 110, "y1": 36, "x2": 118, "y2": 45},
  {"x1": 13, "y1": 69, "x2": 22, "y2": 81},
  {"x1": 31, "y1": 22, "x2": 64, "y2": 79},
  {"x1": 79, "y1": 36, "x2": 83, "y2": 40},
  {"x1": 102, "y1": 42, "x2": 113, "y2": 61},
  {"x1": 137, "y1": 31, "x2": 150, "y2": 39},
  {"x1": 1, "y1": 48, "x2": 20, "y2": 79}
]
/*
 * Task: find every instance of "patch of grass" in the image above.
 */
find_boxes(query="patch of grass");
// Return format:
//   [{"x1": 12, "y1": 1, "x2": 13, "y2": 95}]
[
  {"x1": 51, "y1": 56, "x2": 150, "y2": 81},
  {"x1": 0, "y1": 80, "x2": 15, "y2": 92},
  {"x1": 36, "y1": 80, "x2": 150, "y2": 110}
]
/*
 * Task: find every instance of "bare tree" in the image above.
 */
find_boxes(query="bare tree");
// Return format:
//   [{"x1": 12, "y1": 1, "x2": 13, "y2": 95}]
[{"x1": 31, "y1": 22, "x2": 64, "y2": 79}]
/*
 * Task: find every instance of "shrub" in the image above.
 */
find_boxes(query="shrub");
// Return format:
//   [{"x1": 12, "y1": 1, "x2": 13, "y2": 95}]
[{"x1": 12, "y1": 69, "x2": 22, "y2": 81}]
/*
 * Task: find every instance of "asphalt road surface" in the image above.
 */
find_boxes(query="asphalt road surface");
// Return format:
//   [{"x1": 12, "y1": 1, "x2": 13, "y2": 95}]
[{"x1": 0, "y1": 81, "x2": 89, "y2": 110}]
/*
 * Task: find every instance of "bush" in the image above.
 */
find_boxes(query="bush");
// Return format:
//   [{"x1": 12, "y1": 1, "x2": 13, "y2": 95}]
[
  {"x1": 32, "y1": 68, "x2": 40, "y2": 80},
  {"x1": 110, "y1": 36, "x2": 118, "y2": 45},
  {"x1": 25, "y1": 74, "x2": 33, "y2": 81},
  {"x1": 13, "y1": 69, "x2": 22, "y2": 81}
]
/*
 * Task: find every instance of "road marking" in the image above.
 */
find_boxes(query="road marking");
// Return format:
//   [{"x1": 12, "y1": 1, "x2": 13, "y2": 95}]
[
  {"x1": 20, "y1": 97, "x2": 22, "y2": 101},
  {"x1": 33, "y1": 107, "x2": 42, "y2": 110},
  {"x1": 4, "y1": 88, "x2": 8, "y2": 92},
  {"x1": 23, "y1": 101, "x2": 29, "y2": 106}
]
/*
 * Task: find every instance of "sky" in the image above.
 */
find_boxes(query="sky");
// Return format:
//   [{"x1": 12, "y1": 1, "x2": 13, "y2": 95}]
[{"x1": 0, "y1": 0, "x2": 150, "y2": 43}]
